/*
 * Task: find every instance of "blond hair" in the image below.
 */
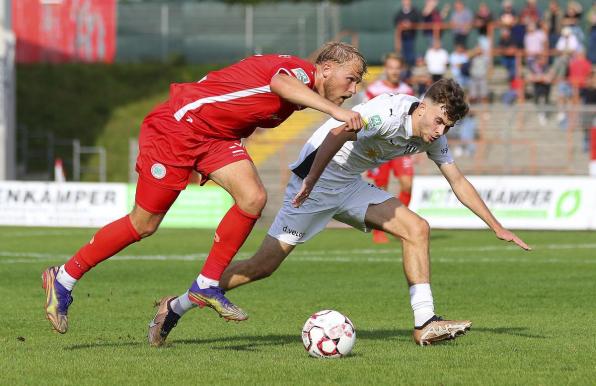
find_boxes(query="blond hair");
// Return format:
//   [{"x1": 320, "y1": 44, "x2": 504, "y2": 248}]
[{"x1": 315, "y1": 42, "x2": 367, "y2": 76}]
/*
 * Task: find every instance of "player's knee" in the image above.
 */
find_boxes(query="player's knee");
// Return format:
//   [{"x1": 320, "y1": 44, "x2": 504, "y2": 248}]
[
  {"x1": 410, "y1": 217, "x2": 430, "y2": 241},
  {"x1": 237, "y1": 188, "x2": 267, "y2": 214},
  {"x1": 129, "y1": 215, "x2": 161, "y2": 238}
]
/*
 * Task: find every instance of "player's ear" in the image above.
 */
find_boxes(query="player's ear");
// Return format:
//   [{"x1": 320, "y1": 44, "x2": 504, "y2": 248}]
[
  {"x1": 321, "y1": 61, "x2": 334, "y2": 78},
  {"x1": 417, "y1": 101, "x2": 426, "y2": 116}
]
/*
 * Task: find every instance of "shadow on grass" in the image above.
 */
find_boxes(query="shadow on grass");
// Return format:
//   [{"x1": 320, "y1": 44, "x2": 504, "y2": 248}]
[
  {"x1": 474, "y1": 326, "x2": 546, "y2": 339},
  {"x1": 65, "y1": 328, "x2": 411, "y2": 351}
]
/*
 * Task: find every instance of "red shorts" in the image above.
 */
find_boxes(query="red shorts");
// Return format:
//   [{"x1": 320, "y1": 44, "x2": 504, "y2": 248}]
[
  {"x1": 135, "y1": 102, "x2": 252, "y2": 190},
  {"x1": 134, "y1": 102, "x2": 252, "y2": 213},
  {"x1": 367, "y1": 156, "x2": 414, "y2": 187}
]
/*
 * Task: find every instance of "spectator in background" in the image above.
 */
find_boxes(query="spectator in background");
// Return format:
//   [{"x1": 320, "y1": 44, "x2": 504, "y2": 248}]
[
  {"x1": 498, "y1": 28, "x2": 518, "y2": 81},
  {"x1": 450, "y1": 0, "x2": 474, "y2": 48},
  {"x1": 450, "y1": 43, "x2": 470, "y2": 89},
  {"x1": 543, "y1": 0, "x2": 563, "y2": 49},
  {"x1": 524, "y1": 21, "x2": 547, "y2": 68},
  {"x1": 425, "y1": 39, "x2": 449, "y2": 82},
  {"x1": 500, "y1": 0, "x2": 517, "y2": 29},
  {"x1": 394, "y1": 0, "x2": 421, "y2": 67},
  {"x1": 469, "y1": 46, "x2": 489, "y2": 104},
  {"x1": 519, "y1": 0, "x2": 541, "y2": 25},
  {"x1": 563, "y1": 1, "x2": 584, "y2": 43},
  {"x1": 411, "y1": 56, "x2": 432, "y2": 96},
  {"x1": 526, "y1": 55, "x2": 551, "y2": 125},
  {"x1": 474, "y1": 3, "x2": 493, "y2": 53},
  {"x1": 568, "y1": 49, "x2": 593, "y2": 103},
  {"x1": 421, "y1": 0, "x2": 449, "y2": 48},
  {"x1": 588, "y1": 2, "x2": 596, "y2": 64}
]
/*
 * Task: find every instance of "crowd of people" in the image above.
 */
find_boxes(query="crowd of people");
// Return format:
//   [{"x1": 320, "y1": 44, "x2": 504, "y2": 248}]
[{"x1": 393, "y1": 0, "x2": 595, "y2": 111}]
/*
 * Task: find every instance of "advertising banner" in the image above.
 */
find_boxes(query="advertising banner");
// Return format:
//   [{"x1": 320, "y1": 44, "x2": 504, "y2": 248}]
[
  {"x1": 410, "y1": 176, "x2": 596, "y2": 230},
  {"x1": 0, "y1": 181, "x2": 127, "y2": 227},
  {"x1": 13, "y1": 0, "x2": 116, "y2": 63}
]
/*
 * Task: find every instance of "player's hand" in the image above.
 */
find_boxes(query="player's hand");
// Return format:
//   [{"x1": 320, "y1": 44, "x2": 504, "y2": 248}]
[
  {"x1": 332, "y1": 108, "x2": 364, "y2": 132},
  {"x1": 495, "y1": 228, "x2": 532, "y2": 251},
  {"x1": 292, "y1": 176, "x2": 315, "y2": 208}
]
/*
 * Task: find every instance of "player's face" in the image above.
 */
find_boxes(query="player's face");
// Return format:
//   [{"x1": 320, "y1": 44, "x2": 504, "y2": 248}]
[
  {"x1": 322, "y1": 60, "x2": 362, "y2": 106},
  {"x1": 415, "y1": 101, "x2": 454, "y2": 143},
  {"x1": 384, "y1": 58, "x2": 402, "y2": 85}
]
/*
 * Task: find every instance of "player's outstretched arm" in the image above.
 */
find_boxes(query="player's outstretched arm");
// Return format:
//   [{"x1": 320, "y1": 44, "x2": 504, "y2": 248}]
[
  {"x1": 292, "y1": 126, "x2": 356, "y2": 208},
  {"x1": 270, "y1": 74, "x2": 364, "y2": 131},
  {"x1": 439, "y1": 162, "x2": 532, "y2": 251}
]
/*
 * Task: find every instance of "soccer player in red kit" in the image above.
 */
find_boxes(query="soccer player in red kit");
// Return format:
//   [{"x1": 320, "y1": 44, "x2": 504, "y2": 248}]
[
  {"x1": 42, "y1": 42, "x2": 367, "y2": 336},
  {"x1": 364, "y1": 53, "x2": 415, "y2": 244}
]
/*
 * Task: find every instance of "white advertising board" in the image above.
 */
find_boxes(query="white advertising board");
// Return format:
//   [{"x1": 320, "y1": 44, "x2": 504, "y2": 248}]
[
  {"x1": 410, "y1": 176, "x2": 596, "y2": 230},
  {"x1": 0, "y1": 181, "x2": 128, "y2": 227}
]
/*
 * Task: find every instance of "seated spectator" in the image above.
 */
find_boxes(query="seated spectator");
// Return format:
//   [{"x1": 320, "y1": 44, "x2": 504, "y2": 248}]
[
  {"x1": 543, "y1": 0, "x2": 563, "y2": 49},
  {"x1": 424, "y1": 39, "x2": 449, "y2": 82},
  {"x1": 449, "y1": 110, "x2": 477, "y2": 157},
  {"x1": 568, "y1": 49, "x2": 593, "y2": 103},
  {"x1": 469, "y1": 47, "x2": 489, "y2": 104},
  {"x1": 563, "y1": 1, "x2": 584, "y2": 43},
  {"x1": 411, "y1": 56, "x2": 432, "y2": 96}
]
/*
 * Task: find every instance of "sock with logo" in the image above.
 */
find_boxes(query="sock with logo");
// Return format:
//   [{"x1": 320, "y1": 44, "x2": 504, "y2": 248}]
[
  {"x1": 399, "y1": 191, "x2": 412, "y2": 207},
  {"x1": 63, "y1": 215, "x2": 141, "y2": 280},
  {"x1": 56, "y1": 265, "x2": 78, "y2": 291},
  {"x1": 410, "y1": 283, "x2": 435, "y2": 327},
  {"x1": 199, "y1": 204, "x2": 259, "y2": 281},
  {"x1": 170, "y1": 291, "x2": 196, "y2": 316}
]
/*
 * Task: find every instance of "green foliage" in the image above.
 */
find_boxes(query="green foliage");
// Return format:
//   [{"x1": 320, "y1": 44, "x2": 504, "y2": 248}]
[
  {"x1": 1, "y1": 228, "x2": 595, "y2": 385},
  {"x1": 17, "y1": 62, "x2": 218, "y2": 180}
]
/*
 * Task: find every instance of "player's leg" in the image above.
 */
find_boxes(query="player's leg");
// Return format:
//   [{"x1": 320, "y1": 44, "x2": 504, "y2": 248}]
[
  {"x1": 220, "y1": 235, "x2": 295, "y2": 290},
  {"x1": 364, "y1": 199, "x2": 471, "y2": 345},
  {"x1": 393, "y1": 156, "x2": 413, "y2": 207},
  {"x1": 182, "y1": 159, "x2": 265, "y2": 322},
  {"x1": 43, "y1": 178, "x2": 179, "y2": 334},
  {"x1": 368, "y1": 162, "x2": 391, "y2": 244}
]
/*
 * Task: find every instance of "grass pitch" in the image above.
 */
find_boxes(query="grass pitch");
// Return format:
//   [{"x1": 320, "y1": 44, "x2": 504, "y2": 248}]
[{"x1": 1, "y1": 226, "x2": 595, "y2": 385}]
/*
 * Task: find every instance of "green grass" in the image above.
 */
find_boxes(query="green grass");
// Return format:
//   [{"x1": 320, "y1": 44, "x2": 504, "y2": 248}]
[{"x1": 1, "y1": 227, "x2": 595, "y2": 385}]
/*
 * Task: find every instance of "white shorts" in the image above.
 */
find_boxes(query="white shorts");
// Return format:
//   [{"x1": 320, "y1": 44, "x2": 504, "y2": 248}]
[{"x1": 268, "y1": 174, "x2": 393, "y2": 245}]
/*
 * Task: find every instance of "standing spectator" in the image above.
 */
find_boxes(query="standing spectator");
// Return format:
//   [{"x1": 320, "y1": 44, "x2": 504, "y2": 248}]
[
  {"x1": 394, "y1": 0, "x2": 421, "y2": 67},
  {"x1": 552, "y1": 27, "x2": 582, "y2": 126},
  {"x1": 474, "y1": 3, "x2": 493, "y2": 53},
  {"x1": 421, "y1": 0, "x2": 447, "y2": 48},
  {"x1": 588, "y1": 2, "x2": 596, "y2": 64},
  {"x1": 450, "y1": 110, "x2": 478, "y2": 158},
  {"x1": 543, "y1": 0, "x2": 563, "y2": 49},
  {"x1": 563, "y1": 1, "x2": 584, "y2": 43},
  {"x1": 450, "y1": 0, "x2": 474, "y2": 48},
  {"x1": 425, "y1": 39, "x2": 449, "y2": 82},
  {"x1": 411, "y1": 56, "x2": 432, "y2": 96},
  {"x1": 568, "y1": 49, "x2": 593, "y2": 103},
  {"x1": 498, "y1": 28, "x2": 518, "y2": 81},
  {"x1": 450, "y1": 43, "x2": 470, "y2": 89},
  {"x1": 519, "y1": 0, "x2": 541, "y2": 25},
  {"x1": 526, "y1": 55, "x2": 551, "y2": 125},
  {"x1": 469, "y1": 47, "x2": 489, "y2": 104},
  {"x1": 500, "y1": 0, "x2": 518, "y2": 29},
  {"x1": 524, "y1": 22, "x2": 547, "y2": 68}
]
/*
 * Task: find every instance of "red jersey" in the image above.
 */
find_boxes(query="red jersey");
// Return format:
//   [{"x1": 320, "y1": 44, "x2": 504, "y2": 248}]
[
  {"x1": 169, "y1": 54, "x2": 316, "y2": 139},
  {"x1": 364, "y1": 79, "x2": 414, "y2": 101}
]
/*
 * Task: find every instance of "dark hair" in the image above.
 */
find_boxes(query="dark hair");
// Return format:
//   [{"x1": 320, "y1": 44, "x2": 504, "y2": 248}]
[
  {"x1": 315, "y1": 42, "x2": 367, "y2": 77},
  {"x1": 424, "y1": 79, "x2": 469, "y2": 123}
]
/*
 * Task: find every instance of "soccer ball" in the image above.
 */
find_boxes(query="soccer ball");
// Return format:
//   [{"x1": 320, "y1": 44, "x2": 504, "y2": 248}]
[{"x1": 301, "y1": 310, "x2": 356, "y2": 358}]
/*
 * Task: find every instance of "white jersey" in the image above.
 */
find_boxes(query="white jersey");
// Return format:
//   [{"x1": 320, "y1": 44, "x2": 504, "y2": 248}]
[{"x1": 289, "y1": 93, "x2": 454, "y2": 186}]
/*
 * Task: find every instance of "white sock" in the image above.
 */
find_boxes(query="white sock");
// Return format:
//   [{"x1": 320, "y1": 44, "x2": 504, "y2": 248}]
[
  {"x1": 56, "y1": 265, "x2": 77, "y2": 291},
  {"x1": 169, "y1": 291, "x2": 196, "y2": 316},
  {"x1": 196, "y1": 274, "x2": 219, "y2": 290},
  {"x1": 410, "y1": 283, "x2": 435, "y2": 327}
]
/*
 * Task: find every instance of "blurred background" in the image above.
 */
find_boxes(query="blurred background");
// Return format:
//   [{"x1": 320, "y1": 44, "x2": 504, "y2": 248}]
[{"x1": 0, "y1": 0, "x2": 595, "y2": 229}]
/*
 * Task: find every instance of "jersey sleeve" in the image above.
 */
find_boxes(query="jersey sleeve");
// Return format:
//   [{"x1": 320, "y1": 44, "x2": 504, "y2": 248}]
[
  {"x1": 355, "y1": 96, "x2": 398, "y2": 140},
  {"x1": 270, "y1": 57, "x2": 316, "y2": 90},
  {"x1": 426, "y1": 136, "x2": 454, "y2": 165}
]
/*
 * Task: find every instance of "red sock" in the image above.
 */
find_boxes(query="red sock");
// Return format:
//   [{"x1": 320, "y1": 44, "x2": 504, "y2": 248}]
[
  {"x1": 64, "y1": 215, "x2": 141, "y2": 279},
  {"x1": 200, "y1": 205, "x2": 259, "y2": 280},
  {"x1": 399, "y1": 191, "x2": 412, "y2": 207}
]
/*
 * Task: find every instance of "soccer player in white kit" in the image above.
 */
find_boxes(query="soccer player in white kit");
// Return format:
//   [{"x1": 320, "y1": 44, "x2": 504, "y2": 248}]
[{"x1": 154, "y1": 79, "x2": 531, "y2": 346}]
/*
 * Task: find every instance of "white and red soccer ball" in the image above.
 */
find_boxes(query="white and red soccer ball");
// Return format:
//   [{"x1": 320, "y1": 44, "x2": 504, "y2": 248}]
[{"x1": 301, "y1": 310, "x2": 356, "y2": 358}]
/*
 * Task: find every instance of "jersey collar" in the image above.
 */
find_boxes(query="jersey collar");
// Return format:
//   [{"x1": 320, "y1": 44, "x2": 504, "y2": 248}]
[{"x1": 404, "y1": 102, "x2": 418, "y2": 138}]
